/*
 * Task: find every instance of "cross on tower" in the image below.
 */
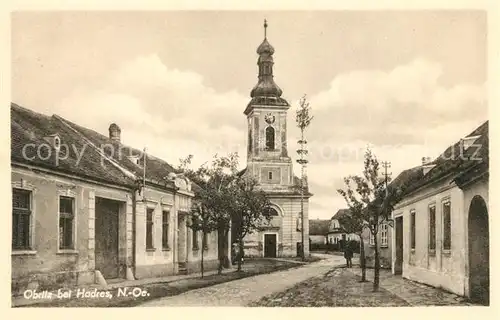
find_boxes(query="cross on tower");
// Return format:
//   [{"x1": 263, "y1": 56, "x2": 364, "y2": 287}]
[{"x1": 264, "y1": 19, "x2": 268, "y2": 38}]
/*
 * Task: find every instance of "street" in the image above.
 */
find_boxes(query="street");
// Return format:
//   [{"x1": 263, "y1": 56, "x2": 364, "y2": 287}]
[{"x1": 141, "y1": 254, "x2": 344, "y2": 307}]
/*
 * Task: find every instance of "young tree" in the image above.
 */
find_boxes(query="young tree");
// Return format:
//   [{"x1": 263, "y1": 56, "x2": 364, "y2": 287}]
[
  {"x1": 337, "y1": 148, "x2": 396, "y2": 291},
  {"x1": 188, "y1": 203, "x2": 215, "y2": 278},
  {"x1": 232, "y1": 176, "x2": 272, "y2": 271},
  {"x1": 336, "y1": 197, "x2": 368, "y2": 282}
]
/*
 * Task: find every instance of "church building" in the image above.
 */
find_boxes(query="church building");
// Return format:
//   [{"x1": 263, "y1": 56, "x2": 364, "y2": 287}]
[{"x1": 240, "y1": 21, "x2": 312, "y2": 258}]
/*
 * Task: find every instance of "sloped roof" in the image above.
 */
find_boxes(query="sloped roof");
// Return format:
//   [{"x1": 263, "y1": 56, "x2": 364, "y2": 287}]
[
  {"x1": 56, "y1": 116, "x2": 179, "y2": 190},
  {"x1": 11, "y1": 103, "x2": 135, "y2": 187},
  {"x1": 402, "y1": 121, "x2": 488, "y2": 196},
  {"x1": 309, "y1": 219, "x2": 330, "y2": 235},
  {"x1": 331, "y1": 208, "x2": 350, "y2": 220},
  {"x1": 11, "y1": 102, "x2": 199, "y2": 192}
]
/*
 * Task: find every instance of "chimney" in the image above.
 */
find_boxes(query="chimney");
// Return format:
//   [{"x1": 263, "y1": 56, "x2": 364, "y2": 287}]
[
  {"x1": 421, "y1": 156, "x2": 432, "y2": 165},
  {"x1": 421, "y1": 156, "x2": 435, "y2": 175},
  {"x1": 109, "y1": 123, "x2": 121, "y2": 142}
]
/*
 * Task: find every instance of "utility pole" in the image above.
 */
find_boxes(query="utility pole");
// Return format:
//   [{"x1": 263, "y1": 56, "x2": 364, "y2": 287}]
[
  {"x1": 381, "y1": 161, "x2": 392, "y2": 196},
  {"x1": 296, "y1": 95, "x2": 313, "y2": 261},
  {"x1": 297, "y1": 137, "x2": 308, "y2": 260}
]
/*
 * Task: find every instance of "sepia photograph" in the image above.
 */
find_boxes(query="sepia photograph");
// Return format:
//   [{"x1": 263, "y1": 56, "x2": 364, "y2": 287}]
[{"x1": 9, "y1": 9, "x2": 489, "y2": 308}]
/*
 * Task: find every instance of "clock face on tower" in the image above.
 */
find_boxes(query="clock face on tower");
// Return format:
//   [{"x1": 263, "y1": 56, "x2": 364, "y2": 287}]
[{"x1": 264, "y1": 113, "x2": 275, "y2": 124}]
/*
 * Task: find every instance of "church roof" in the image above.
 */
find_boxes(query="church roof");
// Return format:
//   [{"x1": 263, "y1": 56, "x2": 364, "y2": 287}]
[
  {"x1": 257, "y1": 38, "x2": 275, "y2": 55},
  {"x1": 246, "y1": 20, "x2": 289, "y2": 112}
]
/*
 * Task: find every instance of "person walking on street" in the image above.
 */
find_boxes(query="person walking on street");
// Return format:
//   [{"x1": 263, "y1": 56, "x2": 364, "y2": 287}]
[{"x1": 344, "y1": 242, "x2": 353, "y2": 268}]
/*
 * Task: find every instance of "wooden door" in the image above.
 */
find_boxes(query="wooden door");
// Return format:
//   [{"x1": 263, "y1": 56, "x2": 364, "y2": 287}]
[
  {"x1": 395, "y1": 217, "x2": 403, "y2": 275},
  {"x1": 264, "y1": 234, "x2": 277, "y2": 258},
  {"x1": 95, "y1": 197, "x2": 120, "y2": 279}
]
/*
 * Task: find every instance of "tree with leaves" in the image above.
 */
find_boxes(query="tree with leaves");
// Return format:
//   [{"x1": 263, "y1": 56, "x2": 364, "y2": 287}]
[
  {"x1": 178, "y1": 153, "x2": 239, "y2": 275},
  {"x1": 337, "y1": 148, "x2": 399, "y2": 291},
  {"x1": 232, "y1": 175, "x2": 272, "y2": 271},
  {"x1": 336, "y1": 201, "x2": 368, "y2": 282}
]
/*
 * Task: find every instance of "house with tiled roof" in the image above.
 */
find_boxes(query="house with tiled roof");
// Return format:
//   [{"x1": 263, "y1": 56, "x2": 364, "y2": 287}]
[
  {"x1": 327, "y1": 209, "x2": 360, "y2": 248},
  {"x1": 391, "y1": 121, "x2": 489, "y2": 305},
  {"x1": 11, "y1": 102, "x2": 218, "y2": 295},
  {"x1": 308, "y1": 219, "x2": 330, "y2": 247},
  {"x1": 361, "y1": 165, "x2": 424, "y2": 269}
]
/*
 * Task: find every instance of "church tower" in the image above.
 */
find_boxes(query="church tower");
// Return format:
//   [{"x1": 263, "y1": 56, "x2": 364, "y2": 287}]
[
  {"x1": 244, "y1": 20, "x2": 294, "y2": 191},
  {"x1": 242, "y1": 20, "x2": 311, "y2": 259}
]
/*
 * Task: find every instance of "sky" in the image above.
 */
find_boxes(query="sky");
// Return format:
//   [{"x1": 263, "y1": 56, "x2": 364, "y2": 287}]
[{"x1": 11, "y1": 11, "x2": 487, "y2": 219}]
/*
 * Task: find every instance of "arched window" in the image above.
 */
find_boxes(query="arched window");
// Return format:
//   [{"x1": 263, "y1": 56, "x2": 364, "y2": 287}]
[
  {"x1": 265, "y1": 126, "x2": 275, "y2": 150},
  {"x1": 265, "y1": 207, "x2": 279, "y2": 217}
]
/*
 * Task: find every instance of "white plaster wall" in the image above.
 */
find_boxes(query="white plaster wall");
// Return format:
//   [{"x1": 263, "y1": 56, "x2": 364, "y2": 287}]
[
  {"x1": 462, "y1": 178, "x2": 489, "y2": 297},
  {"x1": 397, "y1": 179, "x2": 467, "y2": 296}
]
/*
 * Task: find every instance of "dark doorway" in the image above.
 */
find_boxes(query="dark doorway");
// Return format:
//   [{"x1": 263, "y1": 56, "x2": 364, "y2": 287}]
[
  {"x1": 264, "y1": 234, "x2": 277, "y2": 258},
  {"x1": 468, "y1": 195, "x2": 489, "y2": 305},
  {"x1": 95, "y1": 197, "x2": 120, "y2": 279},
  {"x1": 394, "y1": 216, "x2": 403, "y2": 275}
]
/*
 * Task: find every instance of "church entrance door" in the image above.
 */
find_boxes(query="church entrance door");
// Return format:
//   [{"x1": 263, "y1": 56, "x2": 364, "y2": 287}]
[{"x1": 264, "y1": 234, "x2": 277, "y2": 258}]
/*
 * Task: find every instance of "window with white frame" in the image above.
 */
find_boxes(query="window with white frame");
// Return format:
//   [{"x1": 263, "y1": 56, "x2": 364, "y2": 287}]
[
  {"x1": 12, "y1": 188, "x2": 32, "y2": 250},
  {"x1": 162, "y1": 210, "x2": 169, "y2": 250},
  {"x1": 203, "y1": 232, "x2": 208, "y2": 250},
  {"x1": 369, "y1": 231, "x2": 375, "y2": 245},
  {"x1": 146, "y1": 208, "x2": 155, "y2": 249},
  {"x1": 59, "y1": 196, "x2": 75, "y2": 250},
  {"x1": 442, "y1": 201, "x2": 451, "y2": 251},
  {"x1": 381, "y1": 224, "x2": 388, "y2": 247},
  {"x1": 192, "y1": 217, "x2": 199, "y2": 250},
  {"x1": 410, "y1": 210, "x2": 416, "y2": 250},
  {"x1": 429, "y1": 205, "x2": 436, "y2": 251}
]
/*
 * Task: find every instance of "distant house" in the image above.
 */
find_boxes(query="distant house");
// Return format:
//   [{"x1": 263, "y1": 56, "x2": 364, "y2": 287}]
[
  {"x1": 361, "y1": 166, "x2": 423, "y2": 269},
  {"x1": 308, "y1": 219, "x2": 330, "y2": 247},
  {"x1": 391, "y1": 121, "x2": 489, "y2": 304},
  {"x1": 11, "y1": 102, "x2": 219, "y2": 295},
  {"x1": 327, "y1": 209, "x2": 360, "y2": 247}
]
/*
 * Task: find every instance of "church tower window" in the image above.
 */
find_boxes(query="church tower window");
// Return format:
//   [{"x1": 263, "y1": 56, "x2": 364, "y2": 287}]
[{"x1": 266, "y1": 126, "x2": 275, "y2": 150}]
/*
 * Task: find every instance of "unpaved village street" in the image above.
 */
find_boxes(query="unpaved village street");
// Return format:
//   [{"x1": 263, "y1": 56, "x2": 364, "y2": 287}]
[{"x1": 141, "y1": 254, "x2": 344, "y2": 307}]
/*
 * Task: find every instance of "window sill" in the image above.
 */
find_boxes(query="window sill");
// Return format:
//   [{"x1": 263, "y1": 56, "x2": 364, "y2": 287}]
[
  {"x1": 203, "y1": 246, "x2": 209, "y2": 251},
  {"x1": 57, "y1": 249, "x2": 78, "y2": 255},
  {"x1": 162, "y1": 247, "x2": 171, "y2": 252},
  {"x1": 410, "y1": 249, "x2": 416, "y2": 253},
  {"x1": 12, "y1": 250, "x2": 37, "y2": 256},
  {"x1": 442, "y1": 250, "x2": 451, "y2": 256},
  {"x1": 380, "y1": 245, "x2": 389, "y2": 248},
  {"x1": 146, "y1": 248, "x2": 156, "y2": 252},
  {"x1": 192, "y1": 247, "x2": 199, "y2": 251},
  {"x1": 428, "y1": 249, "x2": 436, "y2": 256}
]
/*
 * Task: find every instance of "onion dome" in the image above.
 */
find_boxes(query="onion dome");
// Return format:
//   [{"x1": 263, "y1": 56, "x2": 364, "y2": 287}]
[{"x1": 257, "y1": 38, "x2": 275, "y2": 55}]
